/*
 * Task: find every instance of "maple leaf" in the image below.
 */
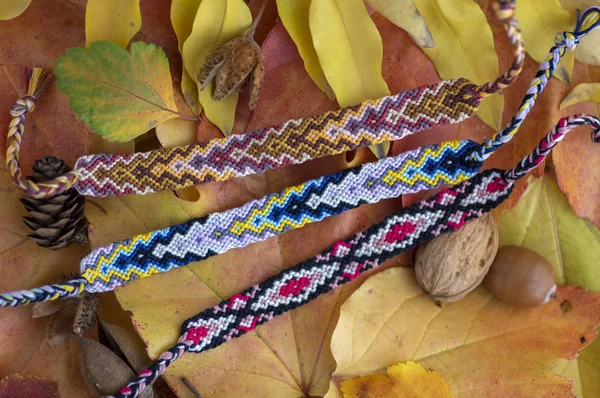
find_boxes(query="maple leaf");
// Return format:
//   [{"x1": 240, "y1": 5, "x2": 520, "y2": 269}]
[
  {"x1": 498, "y1": 172, "x2": 600, "y2": 396},
  {"x1": 327, "y1": 267, "x2": 600, "y2": 397}
]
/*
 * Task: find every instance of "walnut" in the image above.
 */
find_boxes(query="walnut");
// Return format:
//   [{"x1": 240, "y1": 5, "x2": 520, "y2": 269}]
[{"x1": 415, "y1": 214, "x2": 499, "y2": 302}]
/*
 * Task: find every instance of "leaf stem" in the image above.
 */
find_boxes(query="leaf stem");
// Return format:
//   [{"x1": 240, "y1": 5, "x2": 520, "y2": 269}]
[
  {"x1": 177, "y1": 112, "x2": 199, "y2": 122},
  {"x1": 246, "y1": 0, "x2": 269, "y2": 39}
]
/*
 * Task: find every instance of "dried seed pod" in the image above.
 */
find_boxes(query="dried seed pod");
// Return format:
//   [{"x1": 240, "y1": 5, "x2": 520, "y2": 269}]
[
  {"x1": 484, "y1": 245, "x2": 557, "y2": 307},
  {"x1": 197, "y1": 0, "x2": 267, "y2": 110},
  {"x1": 415, "y1": 214, "x2": 499, "y2": 302}
]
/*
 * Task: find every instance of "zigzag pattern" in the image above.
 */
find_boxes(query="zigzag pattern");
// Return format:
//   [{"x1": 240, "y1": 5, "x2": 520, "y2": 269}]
[
  {"x1": 73, "y1": 79, "x2": 480, "y2": 197},
  {"x1": 80, "y1": 140, "x2": 483, "y2": 292},
  {"x1": 177, "y1": 170, "x2": 513, "y2": 354}
]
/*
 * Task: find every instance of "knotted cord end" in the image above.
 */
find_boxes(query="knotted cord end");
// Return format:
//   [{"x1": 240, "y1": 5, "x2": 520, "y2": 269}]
[
  {"x1": 477, "y1": 0, "x2": 523, "y2": 97},
  {"x1": 555, "y1": 6, "x2": 600, "y2": 50},
  {"x1": 25, "y1": 67, "x2": 53, "y2": 100},
  {"x1": 493, "y1": 0, "x2": 516, "y2": 22}
]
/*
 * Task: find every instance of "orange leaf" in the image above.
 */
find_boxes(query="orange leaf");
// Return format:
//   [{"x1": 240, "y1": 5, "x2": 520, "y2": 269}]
[{"x1": 327, "y1": 267, "x2": 600, "y2": 397}]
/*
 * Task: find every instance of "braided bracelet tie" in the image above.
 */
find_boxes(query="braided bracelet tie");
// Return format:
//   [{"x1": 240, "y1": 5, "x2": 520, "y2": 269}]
[
  {"x1": 475, "y1": 6, "x2": 600, "y2": 161},
  {"x1": 111, "y1": 115, "x2": 600, "y2": 398},
  {"x1": 6, "y1": 0, "x2": 526, "y2": 199}
]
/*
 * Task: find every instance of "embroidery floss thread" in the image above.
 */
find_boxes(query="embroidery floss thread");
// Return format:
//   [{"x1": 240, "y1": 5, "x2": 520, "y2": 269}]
[
  {"x1": 6, "y1": 0, "x2": 524, "y2": 199},
  {"x1": 112, "y1": 114, "x2": 600, "y2": 398},
  {"x1": 1, "y1": 5, "x2": 598, "y2": 303}
]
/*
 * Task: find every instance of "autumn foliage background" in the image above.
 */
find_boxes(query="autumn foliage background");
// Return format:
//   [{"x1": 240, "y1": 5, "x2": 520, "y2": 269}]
[{"x1": 1, "y1": 0, "x2": 600, "y2": 397}]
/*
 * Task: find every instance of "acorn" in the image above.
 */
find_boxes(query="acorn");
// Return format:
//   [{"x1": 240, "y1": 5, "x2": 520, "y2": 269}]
[{"x1": 484, "y1": 245, "x2": 557, "y2": 307}]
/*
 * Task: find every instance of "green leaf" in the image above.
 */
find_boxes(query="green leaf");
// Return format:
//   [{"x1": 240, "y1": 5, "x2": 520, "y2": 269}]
[
  {"x1": 182, "y1": 0, "x2": 252, "y2": 136},
  {"x1": 55, "y1": 41, "x2": 182, "y2": 143},
  {"x1": 309, "y1": 0, "x2": 390, "y2": 158},
  {"x1": 515, "y1": 0, "x2": 574, "y2": 84},
  {"x1": 85, "y1": 0, "x2": 141, "y2": 48},
  {"x1": 365, "y1": 0, "x2": 434, "y2": 48},
  {"x1": 412, "y1": 0, "x2": 503, "y2": 132}
]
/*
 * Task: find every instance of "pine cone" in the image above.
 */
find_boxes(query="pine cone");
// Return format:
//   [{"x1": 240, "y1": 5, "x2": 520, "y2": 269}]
[{"x1": 20, "y1": 157, "x2": 88, "y2": 250}]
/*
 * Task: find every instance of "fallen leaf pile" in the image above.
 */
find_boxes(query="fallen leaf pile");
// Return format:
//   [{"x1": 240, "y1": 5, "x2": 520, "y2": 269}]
[{"x1": 2, "y1": 0, "x2": 600, "y2": 396}]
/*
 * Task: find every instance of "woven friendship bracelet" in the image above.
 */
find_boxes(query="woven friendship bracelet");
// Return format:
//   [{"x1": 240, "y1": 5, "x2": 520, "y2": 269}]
[
  {"x1": 111, "y1": 114, "x2": 600, "y2": 398},
  {"x1": 80, "y1": 140, "x2": 482, "y2": 293},
  {"x1": 6, "y1": 0, "x2": 524, "y2": 199},
  {"x1": 0, "y1": 139, "x2": 483, "y2": 303}
]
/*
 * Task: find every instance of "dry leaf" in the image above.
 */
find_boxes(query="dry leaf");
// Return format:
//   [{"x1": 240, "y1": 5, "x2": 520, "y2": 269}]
[
  {"x1": 276, "y1": 0, "x2": 335, "y2": 99},
  {"x1": 327, "y1": 267, "x2": 600, "y2": 397},
  {"x1": 170, "y1": 0, "x2": 203, "y2": 113},
  {"x1": 88, "y1": 19, "x2": 405, "y2": 396},
  {"x1": 561, "y1": 82, "x2": 600, "y2": 109},
  {"x1": 85, "y1": 0, "x2": 141, "y2": 48},
  {"x1": 498, "y1": 172, "x2": 600, "y2": 396},
  {"x1": 412, "y1": 0, "x2": 503, "y2": 132},
  {"x1": 0, "y1": 0, "x2": 31, "y2": 20},
  {"x1": 46, "y1": 300, "x2": 78, "y2": 346},
  {"x1": 341, "y1": 361, "x2": 452, "y2": 398},
  {"x1": 365, "y1": 0, "x2": 434, "y2": 48},
  {"x1": 78, "y1": 337, "x2": 154, "y2": 398},
  {"x1": 32, "y1": 300, "x2": 69, "y2": 319},
  {"x1": 515, "y1": 0, "x2": 574, "y2": 84},
  {"x1": 310, "y1": 0, "x2": 391, "y2": 158},
  {"x1": 100, "y1": 320, "x2": 152, "y2": 372},
  {"x1": 74, "y1": 293, "x2": 99, "y2": 337},
  {"x1": 182, "y1": 0, "x2": 252, "y2": 135},
  {"x1": 55, "y1": 41, "x2": 185, "y2": 142},
  {"x1": 0, "y1": 374, "x2": 58, "y2": 398}
]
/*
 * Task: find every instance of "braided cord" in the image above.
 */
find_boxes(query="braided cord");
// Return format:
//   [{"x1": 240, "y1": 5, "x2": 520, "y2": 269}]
[
  {"x1": 0, "y1": 278, "x2": 86, "y2": 307},
  {"x1": 80, "y1": 140, "x2": 483, "y2": 293},
  {"x1": 477, "y1": 0, "x2": 525, "y2": 97},
  {"x1": 6, "y1": 68, "x2": 81, "y2": 199},
  {"x1": 73, "y1": 78, "x2": 481, "y2": 197},
  {"x1": 505, "y1": 114, "x2": 600, "y2": 181},
  {"x1": 476, "y1": 6, "x2": 600, "y2": 161}
]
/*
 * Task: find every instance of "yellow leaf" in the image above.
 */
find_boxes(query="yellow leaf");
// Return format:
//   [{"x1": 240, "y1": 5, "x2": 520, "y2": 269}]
[
  {"x1": 309, "y1": 0, "x2": 390, "y2": 158},
  {"x1": 560, "y1": 82, "x2": 600, "y2": 108},
  {"x1": 341, "y1": 361, "x2": 453, "y2": 398},
  {"x1": 0, "y1": 0, "x2": 30, "y2": 20},
  {"x1": 515, "y1": 0, "x2": 574, "y2": 84},
  {"x1": 276, "y1": 0, "x2": 335, "y2": 100},
  {"x1": 85, "y1": 0, "x2": 141, "y2": 48},
  {"x1": 182, "y1": 0, "x2": 252, "y2": 136},
  {"x1": 365, "y1": 0, "x2": 434, "y2": 48},
  {"x1": 155, "y1": 117, "x2": 198, "y2": 148},
  {"x1": 170, "y1": 0, "x2": 203, "y2": 113},
  {"x1": 412, "y1": 0, "x2": 503, "y2": 132},
  {"x1": 575, "y1": 29, "x2": 600, "y2": 65},
  {"x1": 497, "y1": 172, "x2": 600, "y2": 397},
  {"x1": 327, "y1": 267, "x2": 600, "y2": 397}
]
